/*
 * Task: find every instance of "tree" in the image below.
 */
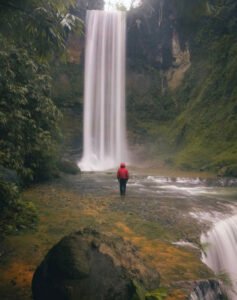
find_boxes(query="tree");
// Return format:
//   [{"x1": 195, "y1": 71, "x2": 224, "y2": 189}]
[
  {"x1": 0, "y1": 0, "x2": 83, "y2": 233},
  {"x1": 0, "y1": 0, "x2": 83, "y2": 184},
  {"x1": 0, "y1": 37, "x2": 62, "y2": 182},
  {"x1": 0, "y1": 0, "x2": 83, "y2": 59}
]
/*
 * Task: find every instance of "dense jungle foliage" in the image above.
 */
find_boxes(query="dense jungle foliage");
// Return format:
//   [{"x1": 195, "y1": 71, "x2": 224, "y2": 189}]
[{"x1": 0, "y1": 0, "x2": 82, "y2": 234}]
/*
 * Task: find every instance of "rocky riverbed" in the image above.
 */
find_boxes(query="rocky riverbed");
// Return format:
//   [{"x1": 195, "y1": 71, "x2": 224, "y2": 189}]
[{"x1": 0, "y1": 168, "x2": 237, "y2": 299}]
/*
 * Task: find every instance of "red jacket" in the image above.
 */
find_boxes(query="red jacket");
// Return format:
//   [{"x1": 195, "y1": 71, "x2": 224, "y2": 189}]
[{"x1": 117, "y1": 163, "x2": 129, "y2": 180}]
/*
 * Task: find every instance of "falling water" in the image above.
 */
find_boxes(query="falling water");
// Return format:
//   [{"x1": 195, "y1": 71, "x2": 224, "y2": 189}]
[
  {"x1": 78, "y1": 10, "x2": 128, "y2": 171},
  {"x1": 201, "y1": 215, "x2": 237, "y2": 299}
]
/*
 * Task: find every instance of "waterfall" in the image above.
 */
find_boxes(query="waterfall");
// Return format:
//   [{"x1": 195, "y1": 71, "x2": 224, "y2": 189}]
[
  {"x1": 201, "y1": 215, "x2": 237, "y2": 299},
  {"x1": 158, "y1": 0, "x2": 164, "y2": 27},
  {"x1": 79, "y1": 10, "x2": 128, "y2": 171}
]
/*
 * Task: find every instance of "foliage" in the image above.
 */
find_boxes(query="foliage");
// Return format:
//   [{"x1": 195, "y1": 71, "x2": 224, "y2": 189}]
[
  {"x1": 0, "y1": 180, "x2": 37, "y2": 235},
  {"x1": 131, "y1": 280, "x2": 146, "y2": 300},
  {"x1": 131, "y1": 280, "x2": 168, "y2": 300},
  {"x1": 167, "y1": 1, "x2": 237, "y2": 172},
  {"x1": 127, "y1": 0, "x2": 237, "y2": 174},
  {"x1": 145, "y1": 288, "x2": 168, "y2": 300},
  {"x1": 125, "y1": 0, "x2": 237, "y2": 175},
  {"x1": 0, "y1": 0, "x2": 83, "y2": 59},
  {"x1": 0, "y1": 37, "x2": 62, "y2": 183},
  {"x1": 0, "y1": 0, "x2": 83, "y2": 236},
  {"x1": 172, "y1": 0, "x2": 207, "y2": 32},
  {"x1": 0, "y1": 0, "x2": 83, "y2": 184}
]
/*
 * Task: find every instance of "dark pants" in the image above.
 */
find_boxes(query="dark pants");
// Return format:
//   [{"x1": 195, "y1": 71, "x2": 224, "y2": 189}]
[{"x1": 119, "y1": 179, "x2": 128, "y2": 196}]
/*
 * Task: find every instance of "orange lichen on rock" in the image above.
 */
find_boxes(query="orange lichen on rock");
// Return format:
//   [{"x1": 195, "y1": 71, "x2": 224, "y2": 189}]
[{"x1": 114, "y1": 221, "x2": 208, "y2": 285}]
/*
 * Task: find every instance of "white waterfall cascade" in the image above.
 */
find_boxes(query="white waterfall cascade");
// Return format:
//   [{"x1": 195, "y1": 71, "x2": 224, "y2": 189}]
[
  {"x1": 201, "y1": 215, "x2": 237, "y2": 299},
  {"x1": 78, "y1": 10, "x2": 128, "y2": 171}
]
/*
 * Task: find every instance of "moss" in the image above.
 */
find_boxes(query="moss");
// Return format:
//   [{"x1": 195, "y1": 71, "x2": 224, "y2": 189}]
[
  {"x1": 58, "y1": 159, "x2": 80, "y2": 175},
  {"x1": 163, "y1": 34, "x2": 237, "y2": 174},
  {"x1": 145, "y1": 287, "x2": 168, "y2": 300},
  {"x1": 131, "y1": 281, "x2": 168, "y2": 300},
  {"x1": 126, "y1": 3, "x2": 237, "y2": 176}
]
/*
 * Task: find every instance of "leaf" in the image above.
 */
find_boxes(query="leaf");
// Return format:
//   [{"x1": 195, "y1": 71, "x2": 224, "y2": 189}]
[{"x1": 145, "y1": 287, "x2": 168, "y2": 300}]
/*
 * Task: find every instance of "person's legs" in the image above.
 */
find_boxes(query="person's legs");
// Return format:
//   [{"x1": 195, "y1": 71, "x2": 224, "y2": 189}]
[
  {"x1": 119, "y1": 180, "x2": 123, "y2": 195},
  {"x1": 120, "y1": 179, "x2": 126, "y2": 196},
  {"x1": 124, "y1": 180, "x2": 127, "y2": 195}
]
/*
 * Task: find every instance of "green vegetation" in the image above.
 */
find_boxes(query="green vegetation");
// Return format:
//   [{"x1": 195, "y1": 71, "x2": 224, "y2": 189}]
[
  {"x1": 127, "y1": 0, "x2": 237, "y2": 175},
  {"x1": 0, "y1": 181, "x2": 37, "y2": 235},
  {"x1": 146, "y1": 288, "x2": 168, "y2": 300},
  {"x1": 169, "y1": 0, "x2": 237, "y2": 172},
  {"x1": 0, "y1": 38, "x2": 61, "y2": 183},
  {"x1": 0, "y1": 0, "x2": 82, "y2": 234},
  {"x1": 132, "y1": 281, "x2": 168, "y2": 300}
]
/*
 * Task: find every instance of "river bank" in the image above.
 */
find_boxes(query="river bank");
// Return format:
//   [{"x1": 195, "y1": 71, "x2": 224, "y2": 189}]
[{"x1": 0, "y1": 170, "x2": 237, "y2": 299}]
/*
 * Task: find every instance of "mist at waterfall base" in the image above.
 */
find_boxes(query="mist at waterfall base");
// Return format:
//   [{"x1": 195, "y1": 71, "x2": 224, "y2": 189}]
[
  {"x1": 201, "y1": 215, "x2": 237, "y2": 299},
  {"x1": 78, "y1": 10, "x2": 128, "y2": 172}
]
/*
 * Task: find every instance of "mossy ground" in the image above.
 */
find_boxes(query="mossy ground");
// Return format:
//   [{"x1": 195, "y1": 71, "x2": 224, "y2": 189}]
[{"x1": 0, "y1": 171, "x2": 215, "y2": 300}]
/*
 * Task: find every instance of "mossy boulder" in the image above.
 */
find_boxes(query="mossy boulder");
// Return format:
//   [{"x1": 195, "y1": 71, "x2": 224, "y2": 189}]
[
  {"x1": 32, "y1": 228, "x2": 160, "y2": 300},
  {"x1": 58, "y1": 159, "x2": 80, "y2": 175}
]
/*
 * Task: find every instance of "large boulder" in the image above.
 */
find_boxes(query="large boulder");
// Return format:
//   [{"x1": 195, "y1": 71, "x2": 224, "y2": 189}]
[{"x1": 32, "y1": 228, "x2": 160, "y2": 300}]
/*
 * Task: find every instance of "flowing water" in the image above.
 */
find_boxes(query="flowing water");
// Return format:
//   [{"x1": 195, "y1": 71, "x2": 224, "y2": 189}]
[
  {"x1": 63, "y1": 171, "x2": 237, "y2": 298},
  {"x1": 201, "y1": 215, "x2": 237, "y2": 299},
  {"x1": 79, "y1": 10, "x2": 128, "y2": 171},
  {"x1": 1, "y1": 170, "x2": 237, "y2": 300},
  {"x1": 63, "y1": 172, "x2": 237, "y2": 224}
]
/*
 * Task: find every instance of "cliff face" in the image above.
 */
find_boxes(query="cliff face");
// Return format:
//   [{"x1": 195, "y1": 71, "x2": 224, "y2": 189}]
[
  {"x1": 127, "y1": 0, "x2": 173, "y2": 70},
  {"x1": 126, "y1": 0, "x2": 237, "y2": 175}
]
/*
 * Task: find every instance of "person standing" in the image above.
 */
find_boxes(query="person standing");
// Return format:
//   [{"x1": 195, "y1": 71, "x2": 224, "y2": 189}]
[{"x1": 117, "y1": 163, "x2": 129, "y2": 196}]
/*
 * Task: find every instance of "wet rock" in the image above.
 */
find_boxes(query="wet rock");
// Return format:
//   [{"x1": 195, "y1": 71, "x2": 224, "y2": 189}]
[
  {"x1": 58, "y1": 159, "x2": 80, "y2": 175},
  {"x1": 32, "y1": 228, "x2": 160, "y2": 300},
  {"x1": 189, "y1": 279, "x2": 225, "y2": 300}
]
